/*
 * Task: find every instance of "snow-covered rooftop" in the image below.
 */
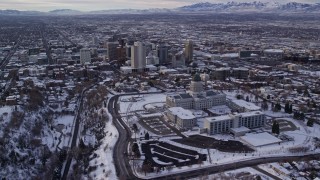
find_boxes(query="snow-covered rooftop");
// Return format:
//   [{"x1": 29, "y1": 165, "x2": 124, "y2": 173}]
[
  {"x1": 230, "y1": 126, "x2": 250, "y2": 133},
  {"x1": 241, "y1": 132, "x2": 282, "y2": 147},
  {"x1": 206, "y1": 114, "x2": 232, "y2": 122},
  {"x1": 235, "y1": 111, "x2": 264, "y2": 117},
  {"x1": 232, "y1": 99, "x2": 261, "y2": 111},
  {"x1": 168, "y1": 107, "x2": 195, "y2": 120}
]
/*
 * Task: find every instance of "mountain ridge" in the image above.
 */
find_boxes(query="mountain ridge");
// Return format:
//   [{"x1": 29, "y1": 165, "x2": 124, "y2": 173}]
[
  {"x1": 1, "y1": 1, "x2": 320, "y2": 15},
  {"x1": 178, "y1": 1, "x2": 320, "y2": 12}
]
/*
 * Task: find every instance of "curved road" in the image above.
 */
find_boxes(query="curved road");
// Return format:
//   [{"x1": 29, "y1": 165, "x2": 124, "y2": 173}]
[
  {"x1": 62, "y1": 83, "x2": 97, "y2": 180},
  {"x1": 151, "y1": 153, "x2": 320, "y2": 180},
  {"x1": 108, "y1": 93, "x2": 320, "y2": 180},
  {"x1": 108, "y1": 91, "x2": 165, "y2": 179}
]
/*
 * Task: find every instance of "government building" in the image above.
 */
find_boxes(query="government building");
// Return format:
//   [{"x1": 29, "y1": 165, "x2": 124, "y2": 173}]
[
  {"x1": 204, "y1": 111, "x2": 266, "y2": 135},
  {"x1": 166, "y1": 74, "x2": 226, "y2": 110}
]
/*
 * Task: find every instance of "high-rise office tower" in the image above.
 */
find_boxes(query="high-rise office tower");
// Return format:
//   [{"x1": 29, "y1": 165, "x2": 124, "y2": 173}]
[
  {"x1": 185, "y1": 40, "x2": 194, "y2": 63},
  {"x1": 146, "y1": 52, "x2": 159, "y2": 65},
  {"x1": 92, "y1": 36, "x2": 99, "y2": 45},
  {"x1": 131, "y1": 42, "x2": 146, "y2": 69},
  {"x1": 172, "y1": 51, "x2": 186, "y2": 68},
  {"x1": 107, "y1": 42, "x2": 119, "y2": 61},
  {"x1": 80, "y1": 48, "x2": 91, "y2": 64},
  {"x1": 156, "y1": 43, "x2": 168, "y2": 65},
  {"x1": 116, "y1": 39, "x2": 127, "y2": 65}
]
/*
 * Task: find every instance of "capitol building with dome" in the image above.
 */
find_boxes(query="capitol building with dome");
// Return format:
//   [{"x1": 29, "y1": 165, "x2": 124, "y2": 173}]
[{"x1": 166, "y1": 74, "x2": 226, "y2": 110}]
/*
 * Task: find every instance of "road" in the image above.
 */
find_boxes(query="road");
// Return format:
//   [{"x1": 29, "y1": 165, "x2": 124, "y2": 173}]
[
  {"x1": 61, "y1": 83, "x2": 97, "y2": 180},
  {"x1": 108, "y1": 95, "x2": 137, "y2": 179},
  {"x1": 252, "y1": 166, "x2": 282, "y2": 180},
  {"x1": 150, "y1": 153, "x2": 320, "y2": 180},
  {"x1": 108, "y1": 90, "x2": 320, "y2": 180},
  {"x1": 108, "y1": 91, "x2": 165, "y2": 179},
  {"x1": 39, "y1": 24, "x2": 53, "y2": 64},
  {"x1": 0, "y1": 38, "x2": 20, "y2": 70}
]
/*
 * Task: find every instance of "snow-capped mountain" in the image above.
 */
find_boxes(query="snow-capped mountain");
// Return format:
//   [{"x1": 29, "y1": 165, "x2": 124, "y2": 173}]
[
  {"x1": 1, "y1": 2, "x2": 320, "y2": 16},
  {"x1": 49, "y1": 9, "x2": 82, "y2": 15},
  {"x1": 178, "y1": 1, "x2": 320, "y2": 13},
  {"x1": 0, "y1": 9, "x2": 44, "y2": 15}
]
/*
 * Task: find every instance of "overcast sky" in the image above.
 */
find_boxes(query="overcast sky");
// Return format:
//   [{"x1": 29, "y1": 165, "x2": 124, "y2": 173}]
[{"x1": 0, "y1": 0, "x2": 318, "y2": 11}]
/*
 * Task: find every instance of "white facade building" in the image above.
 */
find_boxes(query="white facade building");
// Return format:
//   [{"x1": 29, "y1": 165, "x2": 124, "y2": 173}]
[
  {"x1": 166, "y1": 74, "x2": 226, "y2": 110},
  {"x1": 166, "y1": 107, "x2": 196, "y2": 130},
  {"x1": 204, "y1": 111, "x2": 265, "y2": 135},
  {"x1": 131, "y1": 42, "x2": 146, "y2": 69}
]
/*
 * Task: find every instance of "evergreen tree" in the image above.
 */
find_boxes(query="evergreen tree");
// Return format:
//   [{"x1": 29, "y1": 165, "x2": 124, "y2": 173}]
[
  {"x1": 272, "y1": 121, "x2": 277, "y2": 134},
  {"x1": 285, "y1": 102, "x2": 289, "y2": 113},
  {"x1": 289, "y1": 104, "x2": 293, "y2": 114},
  {"x1": 246, "y1": 96, "x2": 249, "y2": 102},
  {"x1": 274, "y1": 103, "x2": 281, "y2": 111},
  {"x1": 145, "y1": 132, "x2": 150, "y2": 140},
  {"x1": 132, "y1": 143, "x2": 141, "y2": 158},
  {"x1": 307, "y1": 119, "x2": 314, "y2": 127},
  {"x1": 275, "y1": 123, "x2": 280, "y2": 134},
  {"x1": 142, "y1": 159, "x2": 153, "y2": 175},
  {"x1": 301, "y1": 112, "x2": 305, "y2": 121},
  {"x1": 304, "y1": 89, "x2": 309, "y2": 97},
  {"x1": 272, "y1": 121, "x2": 280, "y2": 135}
]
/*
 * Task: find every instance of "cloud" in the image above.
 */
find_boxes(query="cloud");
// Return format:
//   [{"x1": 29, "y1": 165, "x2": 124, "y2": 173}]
[{"x1": 0, "y1": 0, "x2": 318, "y2": 11}]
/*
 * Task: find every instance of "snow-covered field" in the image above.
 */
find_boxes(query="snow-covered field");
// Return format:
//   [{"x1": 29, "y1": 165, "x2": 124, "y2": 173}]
[
  {"x1": 42, "y1": 115, "x2": 75, "y2": 151},
  {"x1": 133, "y1": 115, "x2": 320, "y2": 179},
  {"x1": 86, "y1": 95, "x2": 118, "y2": 180},
  {"x1": 189, "y1": 167, "x2": 274, "y2": 180},
  {"x1": 120, "y1": 92, "x2": 320, "y2": 179},
  {"x1": 119, "y1": 94, "x2": 166, "y2": 113}
]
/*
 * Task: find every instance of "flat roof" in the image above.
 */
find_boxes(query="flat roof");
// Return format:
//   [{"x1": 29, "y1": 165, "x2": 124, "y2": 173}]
[
  {"x1": 230, "y1": 126, "x2": 250, "y2": 133},
  {"x1": 241, "y1": 132, "x2": 282, "y2": 147},
  {"x1": 237, "y1": 111, "x2": 264, "y2": 117},
  {"x1": 168, "y1": 107, "x2": 195, "y2": 120},
  {"x1": 232, "y1": 99, "x2": 261, "y2": 111},
  {"x1": 264, "y1": 49, "x2": 284, "y2": 53},
  {"x1": 206, "y1": 115, "x2": 232, "y2": 122}
]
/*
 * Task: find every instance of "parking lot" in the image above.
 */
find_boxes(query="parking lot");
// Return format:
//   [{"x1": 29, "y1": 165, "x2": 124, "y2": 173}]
[
  {"x1": 173, "y1": 135, "x2": 254, "y2": 153},
  {"x1": 139, "y1": 117, "x2": 174, "y2": 135},
  {"x1": 141, "y1": 141, "x2": 207, "y2": 168},
  {"x1": 266, "y1": 119, "x2": 298, "y2": 132}
]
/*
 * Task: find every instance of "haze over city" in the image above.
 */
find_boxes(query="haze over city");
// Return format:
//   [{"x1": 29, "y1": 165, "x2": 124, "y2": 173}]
[{"x1": 0, "y1": 0, "x2": 319, "y2": 11}]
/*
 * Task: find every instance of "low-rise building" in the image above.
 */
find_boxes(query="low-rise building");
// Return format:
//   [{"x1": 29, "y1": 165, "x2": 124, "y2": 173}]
[
  {"x1": 227, "y1": 99, "x2": 261, "y2": 112},
  {"x1": 166, "y1": 107, "x2": 196, "y2": 130},
  {"x1": 204, "y1": 111, "x2": 265, "y2": 135},
  {"x1": 166, "y1": 74, "x2": 226, "y2": 110}
]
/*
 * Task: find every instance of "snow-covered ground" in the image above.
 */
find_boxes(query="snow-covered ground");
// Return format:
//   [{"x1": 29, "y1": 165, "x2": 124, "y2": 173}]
[
  {"x1": 133, "y1": 115, "x2": 320, "y2": 179},
  {"x1": 41, "y1": 115, "x2": 75, "y2": 151},
  {"x1": 119, "y1": 94, "x2": 166, "y2": 114},
  {"x1": 121, "y1": 92, "x2": 320, "y2": 179},
  {"x1": 189, "y1": 167, "x2": 274, "y2": 180},
  {"x1": 86, "y1": 95, "x2": 118, "y2": 180}
]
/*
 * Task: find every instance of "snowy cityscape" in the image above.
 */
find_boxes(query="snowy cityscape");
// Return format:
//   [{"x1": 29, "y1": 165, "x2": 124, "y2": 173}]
[{"x1": 0, "y1": 1, "x2": 320, "y2": 180}]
